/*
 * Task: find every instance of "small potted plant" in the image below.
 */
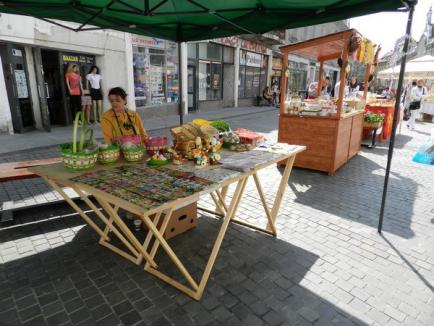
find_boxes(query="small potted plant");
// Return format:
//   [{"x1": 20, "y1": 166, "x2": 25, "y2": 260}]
[
  {"x1": 363, "y1": 112, "x2": 384, "y2": 129},
  {"x1": 59, "y1": 112, "x2": 98, "y2": 171}
]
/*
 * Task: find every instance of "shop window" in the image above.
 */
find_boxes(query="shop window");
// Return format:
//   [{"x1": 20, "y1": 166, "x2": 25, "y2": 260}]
[
  {"x1": 199, "y1": 61, "x2": 222, "y2": 101},
  {"x1": 199, "y1": 43, "x2": 222, "y2": 61},
  {"x1": 238, "y1": 50, "x2": 268, "y2": 98},
  {"x1": 245, "y1": 66, "x2": 260, "y2": 98},
  {"x1": 188, "y1": 43, "x2": 197, "y2": 59},
  {"x1": 223, "y1": 46, "x2": 234, "y2": 64},
  {"x1": 132, "y1": 42, "x2": 179, "y2": 107}
]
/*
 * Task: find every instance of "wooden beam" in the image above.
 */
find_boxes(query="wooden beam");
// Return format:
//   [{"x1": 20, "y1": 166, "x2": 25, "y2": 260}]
[
  {"x1": 336, "y1": 48, "x2": 349, "y2": 117},
  {"x1": 318, "y1": 52, "x2": 341, "y2": 62},
  {"x1": 318, "y1": 61, "x2": 324, "y2": 97},
  {"x1": 280, "y1": 29, "x2": 354, "y2": 54},
  {"x1": 280, "y1": 54, "x2": 288, "y2": 114}
]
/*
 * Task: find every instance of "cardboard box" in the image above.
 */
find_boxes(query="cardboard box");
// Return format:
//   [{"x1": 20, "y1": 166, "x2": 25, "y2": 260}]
[{"x1": 145, "y1": 202, "x2": 197, "y2": 240}]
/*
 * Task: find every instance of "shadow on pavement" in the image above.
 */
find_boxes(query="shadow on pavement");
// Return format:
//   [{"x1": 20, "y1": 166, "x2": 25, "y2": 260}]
[
  {"x1": 0, "y1": 211, "x2": 368, "y2": 325},
  {"x1": 380, "y1": 234, "x2": 434, "y2": 293},
  {"x1": 285, "y1": 154, "x2": 418, "y2": 239}
]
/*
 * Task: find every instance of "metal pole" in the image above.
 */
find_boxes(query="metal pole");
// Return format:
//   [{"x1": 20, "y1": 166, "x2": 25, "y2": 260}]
[
  {"x1": 178, "y1": 41, "x2": 184, "y2": 125},
  {"x1": 378, "y1": 4, "x2": 415, "y2": 233}
]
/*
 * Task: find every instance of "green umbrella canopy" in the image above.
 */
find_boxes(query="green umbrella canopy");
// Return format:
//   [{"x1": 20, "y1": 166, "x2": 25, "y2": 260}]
[{"x1": 0, "y1": 0, "x2": 414, "y2": 42}]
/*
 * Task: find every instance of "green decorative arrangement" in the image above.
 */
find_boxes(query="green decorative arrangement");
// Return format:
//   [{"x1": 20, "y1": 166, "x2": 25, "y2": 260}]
[
  {"x1": 59, "y1": 112, "x2": 98, "y2": 171},
  {"x1": 122, "y1": 144, "x2": 145, "y2": 162},
  {"x1": 363, "y1": 112, "x2": 384, "y2": 129},
  {"x1": 98, "y1": 144, "x2": 121, "y2": 164},
  {"x1": 210, "y1": 120, "x2": 231, "y2": 132}
]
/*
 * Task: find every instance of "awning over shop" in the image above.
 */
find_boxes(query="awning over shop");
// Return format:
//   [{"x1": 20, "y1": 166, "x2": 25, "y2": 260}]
[
  {"x1": 378, "y1": 55, "x2": 434, "y2": 79},
  {"x1": 0, "y1": 1, "x2": 413, "y2": 42}
]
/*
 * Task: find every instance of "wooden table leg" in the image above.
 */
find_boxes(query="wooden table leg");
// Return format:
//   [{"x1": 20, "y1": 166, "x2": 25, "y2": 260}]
[
  {"x1": 94, "y1": 195, "x2": 158, "y2": 269},
  {"x1": 74, "y1": 188, "x2": 142, "y2": 265},
  {"x1": 45, "y1": 179, "x2": 108, "y2": 241},
  {"x1": 269, "y1": 155, "x2": 296, "y2": 226},
  {"x1": 195, "y1": 177, "x2": 247, "y2": 300}
]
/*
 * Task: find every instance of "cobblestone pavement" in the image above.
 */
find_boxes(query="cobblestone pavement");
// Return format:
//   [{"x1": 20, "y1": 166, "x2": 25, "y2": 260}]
[{"x1": 1, "y1": 111, "x2": 433, "y2": 326}]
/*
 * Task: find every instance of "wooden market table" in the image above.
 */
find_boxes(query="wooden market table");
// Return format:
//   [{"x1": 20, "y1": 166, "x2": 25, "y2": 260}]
[{"x1": 30, "y1": 146, "x2": 305, "y2": 300}]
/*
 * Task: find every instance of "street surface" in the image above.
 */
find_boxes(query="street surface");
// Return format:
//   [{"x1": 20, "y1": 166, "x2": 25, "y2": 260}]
[{"x1": 1, "y1": 109, "x2": 433, "y2": 325}]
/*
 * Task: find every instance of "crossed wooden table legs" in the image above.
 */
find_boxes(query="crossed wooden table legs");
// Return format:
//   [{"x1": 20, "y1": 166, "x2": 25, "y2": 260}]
[{"x1": 41, "y1": 155, "x2": 295, "y2": 300}]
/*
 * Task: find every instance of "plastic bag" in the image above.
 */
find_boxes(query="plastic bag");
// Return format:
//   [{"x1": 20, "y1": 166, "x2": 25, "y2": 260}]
[{"x1": 412, "y1": 130, "x2": 434, "y2": 165}]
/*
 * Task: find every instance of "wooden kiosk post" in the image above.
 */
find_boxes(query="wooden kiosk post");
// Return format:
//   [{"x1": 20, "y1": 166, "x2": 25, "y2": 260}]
[{"x1": 278, "y1": 29, "x2": 373, "y2": 175}]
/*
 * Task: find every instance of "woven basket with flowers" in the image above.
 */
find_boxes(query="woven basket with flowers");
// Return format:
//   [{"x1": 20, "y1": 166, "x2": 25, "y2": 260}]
[
  {"x1": 59, "y1": 112, "x2": 98, "y2": 171},
  {"x1": 97, "y1": 144, "x2": 121, "y2": 164}
]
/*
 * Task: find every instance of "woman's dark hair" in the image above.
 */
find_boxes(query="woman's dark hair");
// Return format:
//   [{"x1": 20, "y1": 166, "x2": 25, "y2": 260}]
[
  {"x1": 88, "y1": 65, "x2": 99, "y2": 74},
  {"x1": 108, "y1": 87, "x2": 127, "y2": 100}
]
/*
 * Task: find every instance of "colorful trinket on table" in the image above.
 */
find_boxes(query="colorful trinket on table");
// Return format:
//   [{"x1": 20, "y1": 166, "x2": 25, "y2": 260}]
[
  {"x1": 166, "y1": 147, "x2": 185, "y2": 165},
  {"x1": 147, "y1": 151, "x2": 169, "y2": 166}
]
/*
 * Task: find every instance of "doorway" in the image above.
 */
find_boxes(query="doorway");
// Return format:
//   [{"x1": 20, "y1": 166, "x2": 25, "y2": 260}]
[
  {"x1": 0, "y1": 43, "x2": 35, "y2": 133},
  {"x1": 187, "y1": 65, "x2": 197, "y2": 112},
  {"x1": 41, "y1": 50, "x2": 64, "y2": 125}
]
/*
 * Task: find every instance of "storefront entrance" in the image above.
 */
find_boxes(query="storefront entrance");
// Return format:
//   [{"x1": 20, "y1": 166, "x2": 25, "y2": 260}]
[
  {"x1": 41, "y1": 50, "x2": 64, "y2": 126},
  {"x1": 37, "y1": 50, "x2": 95, "y2": 126},
  {"x1": 0, "y1": 43, "x2": 35, "y2": 133}
]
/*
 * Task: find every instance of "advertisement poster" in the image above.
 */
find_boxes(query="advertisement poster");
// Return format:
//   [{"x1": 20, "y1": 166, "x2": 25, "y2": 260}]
[{"x1": 14, "y1": 70, "x2": 29, "y2": 99}]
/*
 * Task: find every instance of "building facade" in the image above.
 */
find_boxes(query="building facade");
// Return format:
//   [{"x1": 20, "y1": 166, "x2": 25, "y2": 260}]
[{"x1": 0, "y1": 13, "x2": 348, "y2": 134}]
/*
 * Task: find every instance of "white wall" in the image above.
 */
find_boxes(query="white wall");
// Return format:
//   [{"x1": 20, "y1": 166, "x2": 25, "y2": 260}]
[
  {"x1": 0, "y1": 14, "x2": 129, "y2": 131},
  {"x1": 24, "y1": 45, "x2": 42, "y2": 129},
  {"x1": 0, "y1": 56, "x2": 13, "y2": 133}
]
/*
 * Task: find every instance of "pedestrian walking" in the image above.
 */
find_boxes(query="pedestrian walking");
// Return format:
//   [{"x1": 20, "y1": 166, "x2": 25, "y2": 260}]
[{"x1": 407, "y1": 79, "x2": 427, "y2": 130}]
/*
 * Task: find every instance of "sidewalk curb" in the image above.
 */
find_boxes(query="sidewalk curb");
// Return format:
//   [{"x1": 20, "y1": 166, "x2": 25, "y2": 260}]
[{"x1": 0, "y1": 106, "x2": 278, "y2": 157}]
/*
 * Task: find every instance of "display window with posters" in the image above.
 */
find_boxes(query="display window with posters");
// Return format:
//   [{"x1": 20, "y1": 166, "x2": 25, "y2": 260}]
[
  {"x1": 239, "y1": 50, "x2": 269, "y2": 98},
  {"x1": 132, "y1": 36, "x2": 179, "y2": 107},
  {"x1": 198, "y1": 43, "x2": 223, "y2": 101}
]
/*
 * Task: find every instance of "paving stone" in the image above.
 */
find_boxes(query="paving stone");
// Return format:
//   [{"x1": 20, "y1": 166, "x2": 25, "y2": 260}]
[
  {"x1": 18, "y1": 304, "x2": 42, "y2": 322},
  {"x1": 95, "y1": 313, "x2": 121, "y2": 326},
  {"x1": 119, "y1": 310, "x2": 142, "y2": 325},
  {"x1": 46, "y1": 311, "x2": 70, "y2": 326},
  {"x1": 384, "y1": 305, "x2": 406, "y2": 322},
  {"x1": 262, "y1": 309, "x2": 285, "y2": 326},
  {"x1": 69, "y1": 307, "x2": 92, "y2": 324}
]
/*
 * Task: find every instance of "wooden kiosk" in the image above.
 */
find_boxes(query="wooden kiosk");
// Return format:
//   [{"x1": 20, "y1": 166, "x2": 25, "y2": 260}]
[{"x1": 278, "y1": 29, "x2": 373, "y2": 175}]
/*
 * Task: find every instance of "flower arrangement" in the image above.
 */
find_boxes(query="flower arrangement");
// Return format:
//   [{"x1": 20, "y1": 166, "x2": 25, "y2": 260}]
[{"x1": 59, "y1": 112, "x2": 98, "y2": 171}]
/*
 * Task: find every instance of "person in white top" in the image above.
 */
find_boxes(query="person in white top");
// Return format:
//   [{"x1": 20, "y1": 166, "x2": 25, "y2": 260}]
[
  {"x1": 86, "y1": 66, "x2": 102, "y2": 123},
  {"x1": 333, "y1": 80, "x2": 349, "y2": 98},
  {"x1": 408, "y1": 79, "x2": 427, "y2": 130}
]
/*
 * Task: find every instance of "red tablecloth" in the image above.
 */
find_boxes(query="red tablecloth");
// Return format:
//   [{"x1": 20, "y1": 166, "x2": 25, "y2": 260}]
[{"x1": 365, "y1": 105, "x2": 395, "y2": 140}]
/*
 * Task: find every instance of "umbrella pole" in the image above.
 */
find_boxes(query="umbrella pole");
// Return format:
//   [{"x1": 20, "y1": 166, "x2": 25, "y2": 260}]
[
  {"x1": 378, "y1": 4, "x2": 415, "y2": 233},
  {"x1": 178, "y1": 41, "x2": 184, "y2": 125}
]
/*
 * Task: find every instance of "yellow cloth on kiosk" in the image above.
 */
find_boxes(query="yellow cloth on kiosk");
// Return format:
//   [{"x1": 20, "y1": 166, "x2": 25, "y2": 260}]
[{"x1": 101, "y1": 109, "x2": 148, "y2": 144}]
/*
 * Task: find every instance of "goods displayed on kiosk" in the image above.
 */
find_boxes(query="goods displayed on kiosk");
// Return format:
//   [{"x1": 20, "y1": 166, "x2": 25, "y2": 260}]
[
  {"x1": 145, "y1": 136, "x2": 168, "y2": 155},
  {"x1": 70, "y1": 165, "x2": 214, "y2": 209},
  {"x1": 97, "y1": 143, "x2": 121, "y2": 164},
  {"x1": 59, "y1": 112, "x2": 98, "y2": 171}
]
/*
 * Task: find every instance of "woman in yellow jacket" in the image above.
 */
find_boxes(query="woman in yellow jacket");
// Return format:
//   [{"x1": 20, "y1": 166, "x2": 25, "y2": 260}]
[{"x1": 100, "y1": 87, "x2": 148, "y2": 144}]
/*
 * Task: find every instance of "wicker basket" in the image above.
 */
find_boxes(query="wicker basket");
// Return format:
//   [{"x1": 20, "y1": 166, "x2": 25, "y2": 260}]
[
  {"x1": 98, "y1": 147, "x2": 120, "y2": 164},
  {"x1": 145, "y1": 137, "x2": 168, "y2": 155},
  {"x1": 61, "y1": 151, "x2": 98, "y2": 171},
  {"x1": 363, "y1": 121, "x2": 383, "y2": 129},
  {"x1": 123, "y1": 147, "x2": 144, "y2": 162}
]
